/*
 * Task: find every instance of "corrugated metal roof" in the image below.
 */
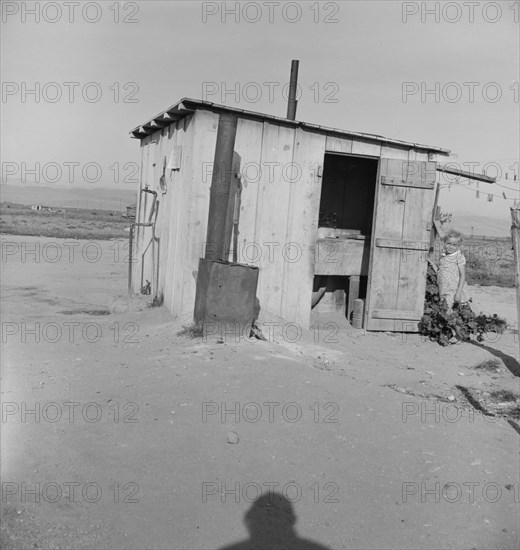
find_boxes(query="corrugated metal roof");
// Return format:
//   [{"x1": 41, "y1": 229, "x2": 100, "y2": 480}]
[{"x1": 129, "y1": 97, "x2": 451, "y2": 156}]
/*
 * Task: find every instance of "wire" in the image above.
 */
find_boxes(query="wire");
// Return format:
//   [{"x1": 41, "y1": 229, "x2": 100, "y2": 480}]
[
  {"x1": 438, "y1": 179, "x2": 520, "y2": 192},
  {"x1": 494, "y1": 181, "x2": 520, "y2": 192},
  {"x1": 455, "y1": 183, "x2": 519, "y2": 202}
]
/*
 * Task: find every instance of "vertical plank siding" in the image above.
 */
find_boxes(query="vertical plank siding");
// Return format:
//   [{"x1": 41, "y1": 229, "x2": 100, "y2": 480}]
[
  {"x1": 255, "y1": 123, "x2": 296, "y2": 318},
  {"x1": 231, "y1": 118, "x2": 264, "y2": 263},
  {"x1": 282, "y1": 128, "x2": 326, "y2": 327},
  {"x1": 156, "y1": 125, "x2": 175, "y2": 303},
  {"x1": 167, "y1": 116, "x2": 192, "y2": 313},
  {"x1": 180, "y1": 110, "x2": 219, "y2": 315},
  {"x1": 233, "y1": 122, "x2": 325, "y2": 328}
]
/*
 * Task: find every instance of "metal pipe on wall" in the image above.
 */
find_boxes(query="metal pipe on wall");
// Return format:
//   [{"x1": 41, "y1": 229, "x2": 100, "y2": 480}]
[
  {"x1": 287, "y1": 60, "x2": 299, "y2": 120},
  {"x1": 142, "y1": 187, "x2": 158, "y2": 223},
  {"x1": 128, "y1": 186, "x2": 159, "y2": 294},
  {"x1": 204, "y1": 113, "x2": 238, "y2": 261},
  {"x1": 128, "y1": 222, "x2": 153, "y2": 293}
]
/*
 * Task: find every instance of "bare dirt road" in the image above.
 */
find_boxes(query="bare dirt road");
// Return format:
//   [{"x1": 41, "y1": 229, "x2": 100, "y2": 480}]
[{"x1": 1, "y1": 235, "x2": 519, "y2": 549}]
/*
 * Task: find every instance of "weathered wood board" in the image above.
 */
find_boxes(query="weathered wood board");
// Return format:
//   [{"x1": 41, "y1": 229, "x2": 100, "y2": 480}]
[
  {"x1": 162, "y1": 119, "x2": 190, "y2": 311},
  {"x1": 325, "y1": 135, "x2": 352, "y2": 154},
  {"x1": 180, "y1": 110, "x2": 219, "y2": 316},
  {"x1": 281, "y1": 128, "x2": 326, "y2": 328},
  {"x1": 165, "y1": 117, "x2": 191, "y2": 313},
  {"x1": 365, "y1": 157, "x2": 436, "y2": 331},
  {"x1": 255, "y1": 123, "x2": 296, "y2": 318},
  {"x1": 233, "y1": 117, "x2": 265, "y2": 256},
  {"x1": 351, "y1": 138, "x2": 381, "y2": 157}
]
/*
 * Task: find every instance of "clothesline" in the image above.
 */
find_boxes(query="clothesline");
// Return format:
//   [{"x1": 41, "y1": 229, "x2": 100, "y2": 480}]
[
  {"x1": 438, "y1": 174, "x2": 520, "y2": 201},
  {"x1": 439, "y1": 181, "x2": 520, "y2": 194},
  {"x1": 494, "y1": 181, "x2": 520, "y2": 192},
  {"x1": 438, "y1": 181, "x2": 519, "y2": 192},
  {"x1": 455, "y1": 182, "x2": 520, "y2": 203},
  {"x1": 440, "y1": 178, "x2": 520, "y2": 192}
]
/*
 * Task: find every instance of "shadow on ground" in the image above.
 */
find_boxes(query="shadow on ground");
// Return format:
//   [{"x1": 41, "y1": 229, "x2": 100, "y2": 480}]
[
  {"x1": 219, "y1": 493, "x2": 330, "y2": 550},
  {"x1": 468, "y1": 339, "x2": 520, "y2": 377}
]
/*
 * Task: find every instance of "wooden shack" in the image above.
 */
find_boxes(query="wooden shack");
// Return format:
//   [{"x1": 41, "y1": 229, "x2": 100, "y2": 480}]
[{"x1": 129, "y1": 98, "x2": 453, "y2": 331}]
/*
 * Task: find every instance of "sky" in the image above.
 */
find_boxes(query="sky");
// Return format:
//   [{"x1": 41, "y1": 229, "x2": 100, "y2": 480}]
[{"x1": 1, "y1": 0, "x2": 519, "y2": 223}]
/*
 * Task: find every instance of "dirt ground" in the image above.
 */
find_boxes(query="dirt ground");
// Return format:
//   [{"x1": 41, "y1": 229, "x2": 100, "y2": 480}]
[{"x1": 1, "y1": 235, "x2": 519, "y2": 550}]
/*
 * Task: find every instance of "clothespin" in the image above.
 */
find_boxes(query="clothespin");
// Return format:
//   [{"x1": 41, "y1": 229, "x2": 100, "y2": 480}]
[
  {"x1": 502, "y1": 191, "x2": 507, "y2": 199},
  {"x1": 476, "y1": 190, "x2": 480, "y2": 199},
  {"x1": 487, "y1": 194, "x2": 493, "y2": 202}
]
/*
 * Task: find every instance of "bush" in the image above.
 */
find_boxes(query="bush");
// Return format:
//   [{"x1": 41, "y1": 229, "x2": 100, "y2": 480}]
[{"x1": 419, "y1": 264, "x2": 507, "y2": 346}]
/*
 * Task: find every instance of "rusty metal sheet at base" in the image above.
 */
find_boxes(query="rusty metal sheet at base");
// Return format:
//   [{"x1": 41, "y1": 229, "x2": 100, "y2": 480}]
[{"x1": 194, "y1": 258, "x2": 259, "y2": 327}]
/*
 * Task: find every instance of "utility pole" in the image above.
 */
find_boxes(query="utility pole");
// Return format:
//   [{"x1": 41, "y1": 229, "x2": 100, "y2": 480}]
[{"x1": 511, "y1": 207, "x2": 520, "y2": 360}]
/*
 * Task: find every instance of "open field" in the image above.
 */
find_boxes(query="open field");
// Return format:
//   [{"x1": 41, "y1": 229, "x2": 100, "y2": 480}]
[
  {"x1": 1, "y1": 235, "x2": 519, "y2": 549},
  {"x1": 1, "y1": 206, "x2": 516, "y2": 288},
  {"x1": 431, "y1": 235, "x2": 515, "y2": 288},
  {"x1": 0, "y1": 203, "x2": 130, "y2": 241},
  {"x1": 462, "y1": 236, "x2": 516, "y2": 288}
]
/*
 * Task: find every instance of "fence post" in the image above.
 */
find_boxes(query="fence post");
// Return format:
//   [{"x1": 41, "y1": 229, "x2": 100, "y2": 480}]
[{"x1": 511, "y1": 207, "x2": 520, "y2": 360}]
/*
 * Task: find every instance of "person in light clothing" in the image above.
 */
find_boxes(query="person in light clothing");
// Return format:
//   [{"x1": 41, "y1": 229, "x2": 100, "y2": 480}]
[{"x1": 432, "y1": 230, "x2": 471, "y2": 311}]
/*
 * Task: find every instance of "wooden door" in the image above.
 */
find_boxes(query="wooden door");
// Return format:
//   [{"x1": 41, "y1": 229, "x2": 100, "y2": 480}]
[{"x1": 365, "y1": 158, "x2": 437, "y2": 331}]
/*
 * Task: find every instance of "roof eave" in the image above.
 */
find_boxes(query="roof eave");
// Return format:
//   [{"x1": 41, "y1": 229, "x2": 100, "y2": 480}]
[{"x1": 129, "y1": 97, "x2": 451, "y2": 155}]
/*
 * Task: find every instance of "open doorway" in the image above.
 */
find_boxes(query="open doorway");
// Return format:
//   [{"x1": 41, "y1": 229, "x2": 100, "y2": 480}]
[
  {"x1": 312, "y1": 153, "x2": 379, "y2": 324},
  {"x1": 318, "y1": 153, "x2": 378, "y2": 236}
]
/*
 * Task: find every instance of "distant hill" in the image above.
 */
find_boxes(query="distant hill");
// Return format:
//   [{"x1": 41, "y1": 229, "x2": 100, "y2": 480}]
[
  {"x1": 0, "y1": 183, "x2": 136, "y2": 212},
  {"x1": 450, "y1": 212, "x2": 511, "y2": 238}
]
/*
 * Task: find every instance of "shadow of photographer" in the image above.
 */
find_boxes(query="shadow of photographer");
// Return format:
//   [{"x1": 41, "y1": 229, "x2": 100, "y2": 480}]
[{"x1": 218, "y1": 493, "x2": 330, "y2": 550}]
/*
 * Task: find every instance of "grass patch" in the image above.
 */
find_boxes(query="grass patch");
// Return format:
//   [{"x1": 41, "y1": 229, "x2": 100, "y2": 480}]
[
  {"x1": 456, "y1": 385, "x2": 520, "y2": 419},
  {"x1": 465, "y1": 255, "x2": 516, "y2": 287},
  {"x1": 431, "y1": 236, "x2": 516, "y2": 288},
  {"x1": 487, "y1": 390, "x2": 520, "y2": 419},
  {"x1": 472, "y1": 359, "x2": 503, "y2": 372},
  {"x1": 177, "y1": 324, "x2": 205, "y2": 339},
  {"x1": 149, "y1": 294, "x2": 164, "y2": 308},
  {"x1": 489, "y1": 389, "x2": 519, "y2": 402},
  {"x1": 1, "y1": 203, "x2": 130, "y2": 240},
  {"x1": 59, "y1": 309, "x2": 111, "y2": 316}
]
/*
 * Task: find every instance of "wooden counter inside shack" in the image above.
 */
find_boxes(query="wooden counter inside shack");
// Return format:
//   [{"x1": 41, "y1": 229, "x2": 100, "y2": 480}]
[{"x1": 314, "y1": 230, "x2": 370, "y2": 277}]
